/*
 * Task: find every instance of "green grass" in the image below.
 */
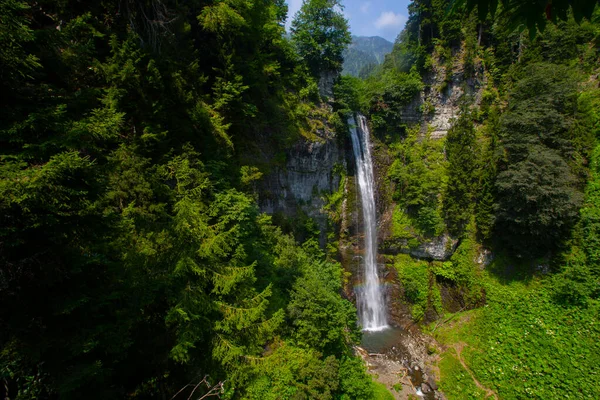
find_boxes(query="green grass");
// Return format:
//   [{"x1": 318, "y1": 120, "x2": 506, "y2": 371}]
[
  {"x1": 372, "y1": 381, "x2": 395, "y2": 400},
  {"x1": 433, "y1": 264, "x2": 600, "y2": 399},
  {"x1": 438, "y1": 349, "x2": 487, "y2": 399}
]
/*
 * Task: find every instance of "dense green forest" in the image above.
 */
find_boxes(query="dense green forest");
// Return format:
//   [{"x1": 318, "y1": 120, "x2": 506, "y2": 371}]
[
  {"x1": 0, "y1": 0, "x2": 381, "y2": 398},
  {"x1": 2, "y1": 0, "x2": 600, "y2": 398}
]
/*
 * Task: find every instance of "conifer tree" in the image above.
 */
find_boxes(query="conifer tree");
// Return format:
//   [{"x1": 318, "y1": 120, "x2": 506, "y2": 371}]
[{"x1": 443, "y1": 107, "x2": 478, "y2": 236}]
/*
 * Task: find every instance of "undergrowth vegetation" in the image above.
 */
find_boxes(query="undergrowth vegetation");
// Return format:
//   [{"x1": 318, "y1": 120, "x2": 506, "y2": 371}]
[{"x1": 432, "y1": 266, "x2": 600, "y2": 399}]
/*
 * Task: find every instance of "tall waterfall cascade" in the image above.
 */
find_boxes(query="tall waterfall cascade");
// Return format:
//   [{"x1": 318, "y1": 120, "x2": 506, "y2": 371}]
[{"x1": 348, "y1": 114, "x2": 388, "y2": 332}]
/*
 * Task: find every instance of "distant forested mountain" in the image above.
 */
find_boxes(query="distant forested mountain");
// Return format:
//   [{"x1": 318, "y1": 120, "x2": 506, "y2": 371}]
[{"x1": 342, "y1": 36, "x2": 393, "y2": 77}]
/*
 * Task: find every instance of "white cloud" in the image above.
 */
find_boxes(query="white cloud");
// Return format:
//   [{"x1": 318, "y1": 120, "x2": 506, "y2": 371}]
[
  {"x1": 374, "y1": 11, "x2": 406, "y2": 30},
  {"x1": 360, "y1": 2, "x2": 371, "y2": 13}
]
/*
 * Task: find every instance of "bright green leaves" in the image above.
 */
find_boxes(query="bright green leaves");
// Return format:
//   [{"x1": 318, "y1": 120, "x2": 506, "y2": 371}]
[
  {"x1": 443, "y1": 109, "x2": 479, "y2": 236},
  {"x1": 67, "y1": 98, "x2": 125, "y2": 152},
  {"x1": 199, "y1": 1, "x2": 247, "y2": 35},
  {"x1": 213, "y1": 72, "x2": 249, "y2": 113},
  {"x1": 394, "y1": 255, "x2": 432, "y2": 320},
  {"x1": 581, "y1": 144, "x2": 600, "y2": 267},
  {"x1": 0, "y1": 0, "x2": 372, "y2": 397},
  {"x1": 551, "y1": 142, "x2": 600, "y2": 306},
  {"x1": 458, "y1": 278, "x2": 600, "y2": 398},
  {"x1": 288, "y1": 259, "x2": 358, "y2": 353},
  {"x1": 0, "y1": 151, "x2": 95, "y2": 225},
  {"x1": 162, "y1": 153, "x2": 283, "y2": 369},
  {"x1": 240, "y1": 165, "x2": 263, "y2": 188},
  {"x1": 291, "y1": 0, "x2": 351, "y2": 77},
  {"x1": 105, "y1": 145, "x2": 155, "y2": 216},
  {"x1": 388, "y1": 127, "x2": 447, "y2": 237},
  {"x1": 364, "y1": 68, "x2": 423, "y2": 134},
  {"x1": 163, "y1": 146, "x2": 211, "y2": 199},
  {"x1": 103, "y1": 34, "x2": 146, "y2": 87},
  {"x1": 333, "y1": 76, "x2": 364, "y2": 115},
  {"x1": 244, "y1": 343, "x2": 340, "y2": 400}
]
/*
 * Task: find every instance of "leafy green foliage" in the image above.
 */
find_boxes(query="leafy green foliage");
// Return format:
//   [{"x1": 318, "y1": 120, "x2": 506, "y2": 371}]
[
  {"x1": 451, "y1": 0, "x2": 599, "y2": 37},
  {"x1": 287, "y1": 246, "x2": 359, "y2": 354},
  {"x1": 371, "y1": 381, "x2": 396, "y2": 400},
  {"x1": 444, "y1": 237, "x2": 485, "y2": 307},
  {"x1": 494, "y1": 63, "x2": 587, "y2": 256},
  {"x1": 369, "y1": 2, "x2": 600, "y2": 399},
  {"x1": 437, "y1": 350, "x2": 487, "y2": 399},
  {"x1": 395, "y1": 255, "x2": 442, "y2": 321},
  {"x1": 333, "y1": 75, "x2": 364, "y2": 115},
  {"x1": 0, "y1": 0, "x2": 371, "y2": 398},
  {"x1": 338, "y1": 356, "x2": 378, "y2": 400},
  {"x1": 244, "y1": 343, "x2": 340, "y2": 400},
  {"x1": 495, "y1": 146, "x2": 582, "y2": 254},
  {"x1": 552, "y1": 141, "x2": 600, "y2": 306},
  {"x1": 364, "y1": 67, "x2": 424, "y2": 134},
  {"x1": 433, "y1": 258, "x2": 600, "y2": 399},
  {"x1": 388, "y1": 127, "x2": 447, "y2": 236},
  {"x1": 474, "y1": 109, "x2": 499, "y2": 240},
  {"x1": 443, "y1": 108, "x2": 479, "y2": 236},
  {"x1": 291, "y1": 0, "x2": 351, "y2": 77}
]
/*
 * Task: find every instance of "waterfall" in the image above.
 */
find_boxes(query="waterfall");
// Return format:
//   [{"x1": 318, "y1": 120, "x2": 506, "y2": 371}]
[{"x1": 348, "y1": 113, "x2": 388, "y2": 332}]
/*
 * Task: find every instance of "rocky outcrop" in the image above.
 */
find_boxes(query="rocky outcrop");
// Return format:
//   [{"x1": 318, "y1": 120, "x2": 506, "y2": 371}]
[
  {"x1": 318, "y1": 70, "x2": 338, "y2": 99},
  {"x1": 409, "y1": 234, "x2": 459, "y2": 260},
  {"x1": 382, "y1": 234, "x2": 459, "y2": 261},
  {"x1": 259, "y1": 134, "x2": 345, "y2": 238},
  {"x1": 424, "y1": 76, "x2": 466, "y2": 139},
  {"x1": 398, "y1": 45, "x2": 486, "y2": 140}
]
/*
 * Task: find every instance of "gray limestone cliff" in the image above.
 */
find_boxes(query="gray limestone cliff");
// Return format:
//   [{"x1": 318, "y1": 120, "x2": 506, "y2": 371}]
[
  {"x1": 400, "y1": 46, "x2": 486, "y2": 139},
  {"x1": 382, "y1": 234, "x2": 459, "y2": 261},
  {"x1": 318, "y1": 70, "x2": 338, "y2": 99},
  {"x1": 258, "y1": 134, "x2": 345, "y2": 240}
]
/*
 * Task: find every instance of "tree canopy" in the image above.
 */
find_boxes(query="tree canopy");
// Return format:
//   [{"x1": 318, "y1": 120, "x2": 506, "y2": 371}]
[
  {"x1": 291, "y1": 0, "x2": 351, "y2": 77},
  {"x1": 451, "y1": 0, "x2": 600, "y2": 34},
  {"x1": 0, "y1": 0, "x2": 375, "y2": 398}
]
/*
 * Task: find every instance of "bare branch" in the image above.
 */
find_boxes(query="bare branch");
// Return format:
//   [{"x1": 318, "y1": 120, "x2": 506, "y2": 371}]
[{"x1": 171, "y1": 376, "x2": 225, "y2": 400}]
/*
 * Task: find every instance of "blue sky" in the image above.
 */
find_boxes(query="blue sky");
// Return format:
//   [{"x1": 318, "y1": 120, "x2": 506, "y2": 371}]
[{"x1": 286, "y1": 0, "x2": 411, "y2": 42}]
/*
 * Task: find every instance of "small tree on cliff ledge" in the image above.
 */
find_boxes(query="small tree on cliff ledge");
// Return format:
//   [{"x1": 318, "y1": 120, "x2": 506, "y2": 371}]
[{"x1": 291, "y1": 0, "x2": 351, "y2": 79}]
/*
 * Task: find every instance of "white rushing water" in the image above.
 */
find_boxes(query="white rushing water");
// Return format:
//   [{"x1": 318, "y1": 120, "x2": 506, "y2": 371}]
[{"x1": 348, "y1": 114, "x2": 388, "y2": 332}]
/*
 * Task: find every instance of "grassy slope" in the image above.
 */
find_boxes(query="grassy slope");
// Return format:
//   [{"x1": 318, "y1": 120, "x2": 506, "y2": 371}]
[{"x1": 431, "y1": 264, "x2": 600, "y2": 399}]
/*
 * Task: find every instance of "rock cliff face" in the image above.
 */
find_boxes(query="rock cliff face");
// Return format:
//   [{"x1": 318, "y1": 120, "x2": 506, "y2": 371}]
[
  {"x1": 400, "y1": 46, "x2": 486, "y2": 139},
  {"x1": 422, "y1": 67, "x2": 485, "y2": 139},
  {"x1": 258, "y1": 135, "x2": 346, "y2": 238},
  {"x1": 318, "y1": 70, "x2": 338, "y2": 99},
  {"x1": 383, "y1": 234, "x2": 459, "y2": 261},
  {"x1": 377, "y1": 45, "x2": 485, "y2": 260}
]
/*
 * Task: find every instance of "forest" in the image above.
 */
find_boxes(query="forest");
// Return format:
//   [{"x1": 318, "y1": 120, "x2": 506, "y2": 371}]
[{"x1": 1, "y1": 0, "x2": 599, "y2": 399}]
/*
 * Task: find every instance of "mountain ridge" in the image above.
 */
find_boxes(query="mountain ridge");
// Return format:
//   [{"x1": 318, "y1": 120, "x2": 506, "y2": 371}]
[{"x1": 342, "y1": 35, "x2": 393, "y2": 77}]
